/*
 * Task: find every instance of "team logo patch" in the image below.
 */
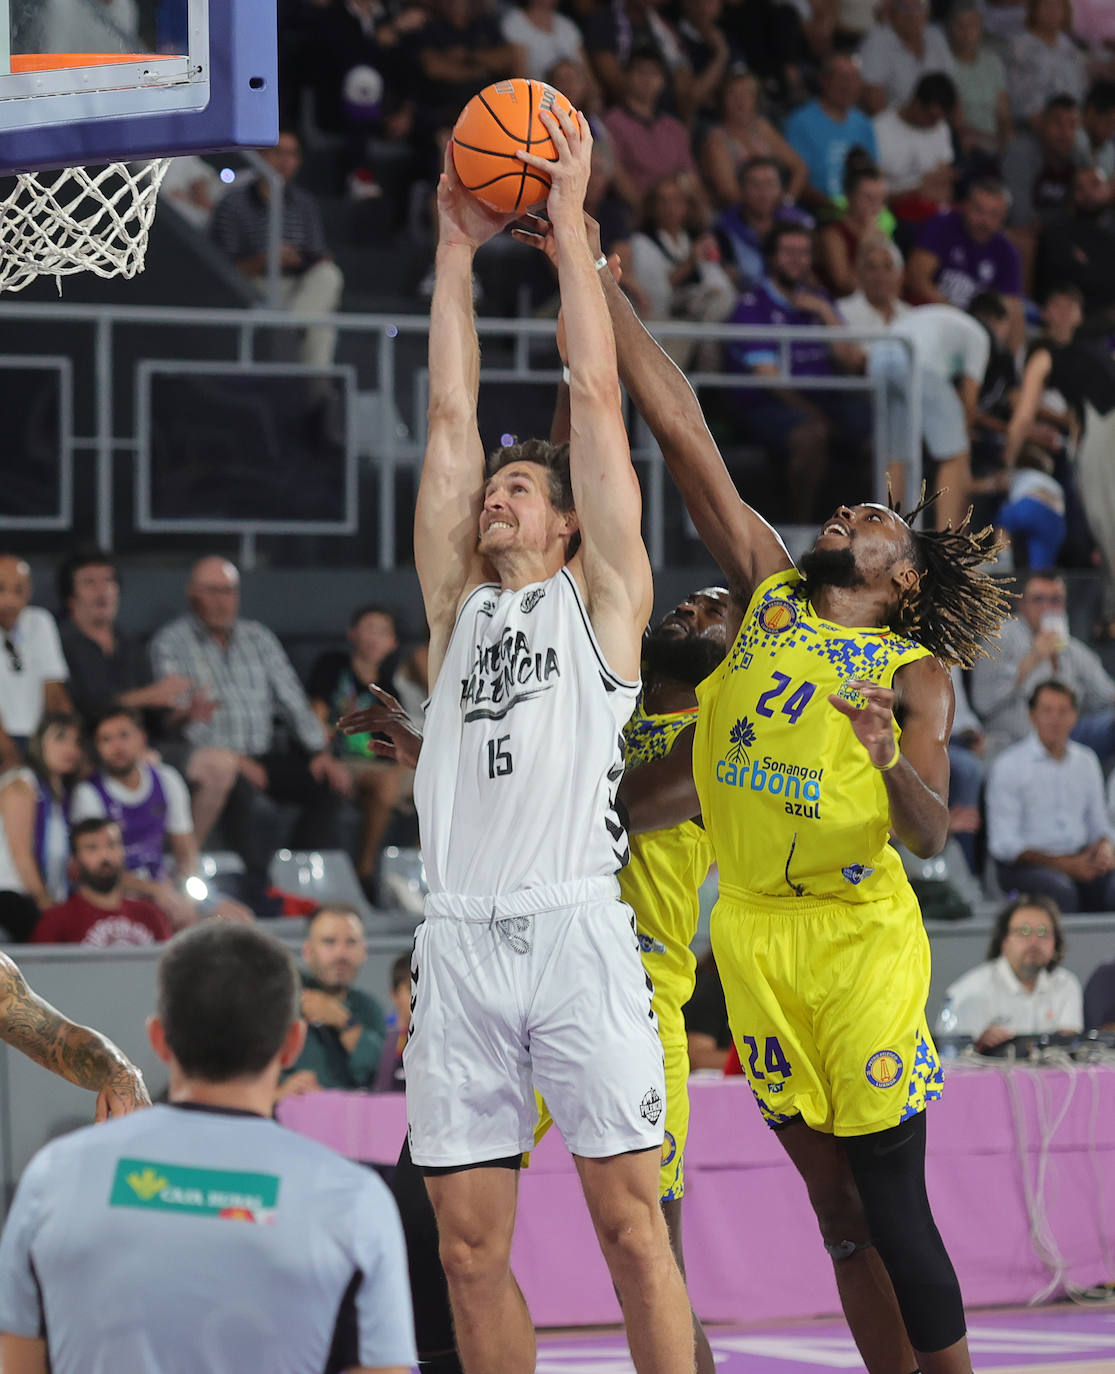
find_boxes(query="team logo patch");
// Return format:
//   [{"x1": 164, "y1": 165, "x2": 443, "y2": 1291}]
[
  {"x1": 865, "y1": 1050, "x2": 904, "y2": 1088},
  {"x1": 757, "y1": 599, "x2": 798, "y2": 634},
  {"x1": 727, "y1": 716, "x2": 756, "y2": 764},
  {"x1": 841, "y1": 864, "x2": 874, "y2": 886},
  {"x1": 636, "y1": 932, "x2": 666, "y2": 955},
  {"x1": 520, "y1": 587, "x2": 545, "y2": 613},
  {"x1": 640, "y1": 1088, "x2": 663, "y2": 1125},
  {"x1": 479, "y1": 599, "x2": 496, "y2": 617},
  {"x1": 661, "y1": 1130, "x2": 676, "y2": 1166}
]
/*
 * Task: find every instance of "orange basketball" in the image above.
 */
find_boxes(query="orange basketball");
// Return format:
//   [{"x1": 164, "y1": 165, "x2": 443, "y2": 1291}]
[{"x1": 451, "y1": 78, "x2": 577, "y2": 214}]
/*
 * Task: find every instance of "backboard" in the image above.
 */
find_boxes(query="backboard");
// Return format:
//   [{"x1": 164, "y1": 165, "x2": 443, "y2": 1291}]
[{"x1": 0, "y1": 0, "x2": 276, "y2": 174}]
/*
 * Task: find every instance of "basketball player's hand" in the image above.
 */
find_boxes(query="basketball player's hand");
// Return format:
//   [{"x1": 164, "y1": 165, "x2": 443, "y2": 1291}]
[
  {"x1": 95, "y1": 1065, "x2": 151, "y2": 1121},
  {"x1": 518, "y1": 105, "x2": 592, "y2": 228},
  {"x1": 338, "y1": 684, "x2": 423, "y2": 769},
  {"x1": 437, "y1": 142, "x2": 517, "y2": 250},
  {"x1": 829, "y1": 680, "x2": 899, "y2": 770},
  {"x1": 512, "y1": 212, "x2": 623, "y2": 283}
]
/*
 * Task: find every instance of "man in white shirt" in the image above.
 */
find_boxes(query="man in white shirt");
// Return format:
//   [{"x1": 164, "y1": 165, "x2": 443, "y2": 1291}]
[
  {"x1": 936, "y1": 895, "x2": 1084, "y2": 1051},
  {"x1": 0, "y1": 557, "x2": 71, "y2": 770},
  {"x1": 873, "y1": 74, "x2": 957, "y2": 203},
  {"x1": 859, "y1": 0, "x2": 956, "y2": 114},
  {"x1": 987, "y1": 680, "x2": 1115, "y2": 912}
]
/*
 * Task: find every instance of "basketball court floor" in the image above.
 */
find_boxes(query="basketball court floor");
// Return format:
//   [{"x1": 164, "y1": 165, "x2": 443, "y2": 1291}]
[{"x1": 533, "y1": 1305, "x2": 1115, "y2": 1373}]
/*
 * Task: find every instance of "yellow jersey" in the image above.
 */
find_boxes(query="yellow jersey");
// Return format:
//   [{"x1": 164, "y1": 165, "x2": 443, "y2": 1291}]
[
  {"x1": 694, "y1": 569, "x2": 931, "y2": 903},
  {"x1": 620, "y1": 702, "x2": 714, "y2": 1012}
]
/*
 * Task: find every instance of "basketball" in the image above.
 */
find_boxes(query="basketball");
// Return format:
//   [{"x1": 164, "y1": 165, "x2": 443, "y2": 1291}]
[{"x1": 451, "y1": 79, "x2": 577, "y2": 214}]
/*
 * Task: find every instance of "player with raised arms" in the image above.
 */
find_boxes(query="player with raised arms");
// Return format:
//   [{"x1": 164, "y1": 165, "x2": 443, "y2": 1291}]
[
  {"x1": 514, "y1": 212, "x2": 1010, "y2": 1374},
  {"x1": 404, "y1": 104, "x2": 695, "y2": 1374}
]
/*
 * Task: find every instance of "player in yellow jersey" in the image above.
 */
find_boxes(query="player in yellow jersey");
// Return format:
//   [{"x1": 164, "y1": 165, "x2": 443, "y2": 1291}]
[{"x1": 532, "y1": 216, "x2": 1011, "y2": 1374}]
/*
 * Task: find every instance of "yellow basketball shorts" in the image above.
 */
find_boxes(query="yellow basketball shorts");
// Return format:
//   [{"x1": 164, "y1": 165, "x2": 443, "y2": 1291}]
[
  {"x1": 711, "y1": 884, "x2": 943, "y2": 1136},
  {"x1": 532, "y1": 991, "x2": 692, "y2": 1200}
]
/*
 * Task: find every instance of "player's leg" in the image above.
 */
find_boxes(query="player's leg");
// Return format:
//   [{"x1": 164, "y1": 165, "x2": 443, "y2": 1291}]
[
  {"x1": 843, "y1": 1113, "x2": 971, "y2": 1374},
  {"x1": 349, "y1": 759, "x2": 401, "y2": 889},
  {"x1": 391, "y1": 1136, "x2": 463, "y2": 1374},
  {"x1": 576, "y1": 1149, "x2": 696, "y2": 1374},
  {"x1": 660, "y1": 1197, "x2": 716, "y2": 1374},
  {"x1": 773, "y1": 1116, "x2": 916, "y2": 1374},
  {"x1": 425, "y1": 1163, "x2": 534, "y2": 1374}
]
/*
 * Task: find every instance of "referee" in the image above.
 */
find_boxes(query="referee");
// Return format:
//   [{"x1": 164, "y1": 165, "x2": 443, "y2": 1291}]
[{"x1": 0, "y1": 922, "x2": 416, "y2": 1374}]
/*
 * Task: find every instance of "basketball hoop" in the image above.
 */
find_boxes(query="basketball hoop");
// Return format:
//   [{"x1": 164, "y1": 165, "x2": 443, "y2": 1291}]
[{"x1": 0, "y1": 54, "x2": 179, "y2": 294}]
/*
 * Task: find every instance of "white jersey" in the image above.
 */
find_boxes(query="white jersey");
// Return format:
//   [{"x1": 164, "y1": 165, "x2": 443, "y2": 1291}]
[{"x1": 415, "y1": 567, "x2": 639, "y2": 897}]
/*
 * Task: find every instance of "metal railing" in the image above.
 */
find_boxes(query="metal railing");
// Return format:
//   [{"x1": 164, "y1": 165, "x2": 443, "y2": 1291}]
[{"x1": 0, "y1": 302, "x2": 922, "y2": 567}]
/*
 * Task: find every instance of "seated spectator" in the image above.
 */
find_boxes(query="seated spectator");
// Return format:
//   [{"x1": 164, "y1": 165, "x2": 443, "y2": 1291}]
[
  {"x1": 948, "y1": 1, "x2": 1011, "y2": 166},
  {"x1": 859, "y1": 0, "x2": 956, "y2": 116},
  {"x1": 1083, "y1": 955, "x2": 1115, "y2": 1029},
  {"x1": 872, "y1": 72, "x2": 957, "y2": 227},
  {"x1": 210, "y1": 131, "x2": 344, "y2": 369},
  {"x1": 972, "y1": 568, "x2": 1115, "y2": 757},
  {"x1": 1002, "y1": 94, "x2": 1080, "y2": 239},
  {"x1": 725, "y1": 222, "x2": 870, "y2": 523},
  {"x1": 584, "y1": 0, "x2": 693, "y2": 112},
  {"x1": 837, "y1": 232, "x2": 911, "y2": 330},
  {"x1": 0, "y1": 555, "x2": 71, "y2": 770},
  {"x1": 994, "y1": 444, "x2": 1066, "y2": 569},
  {"x1": 71, "y1": 706, "x2": 199, "y2": 932},
  {"x1": 987, "y1": 681, "x2": 1115, "y2": 911},
  {"x1": 675, "y1": 0, "x2": 733, "y2": 126},
  {"x1": 868, "y1": 293, "x2": 1010, "y2": 531},
  {"x1": 684, "y1": 949, "x2": 731, "y2": 1071},
  {"x1": 151, "y1": 558, "x2": 351, "y2": 900},
  {"x1": 602, "y1": 48, "x2": 698, "y2": 211},
  {"x1": 783, "y1": 52, "x2": 878, "y2": 212},
  {"x1": 278, "y1": 905, "x2": 387, "y2": 1097},
  {"x1": 374, "y1": 951, "x2": 413, "y2": 1092},
  {"x1": 1077, "y1": 79, "x2": 1115, "y2": 180},
  {"x1": 33, "y1": 818, "x2": 172, "y2": 945},
  {"x1": 308, "y1": 604, "x2": 403, "y2": 901},
  {"x1": 714, "y1": 154, "x2": 813, "y2": 288},
  {"x1": 501, "y1": 0, "x2": 586, "y2": 80},
  {"x1": 1007, "y1": 0, "x2": 1087, "y2": 132},
  {"x1": 936, "y1": 895, "x2": 1084, "y2": 1049},
  {"x1": 906, "y1": 178, "x2": 1024, "y2": 350},
  {"x1": 0, "y1": 714, "x2": 82, "y2": 941},
  {"x1": 700, "y1": 68, "x2": 808, "y2": 207},
  {"x1": 815, "y1": 165, "x2": 890, "y2": 298},
  {"x1": 1035, "y1": 167, "x2": 1115, "y2": 327},
  {"x1": 629, "y1": 175, "x2": 736, "y2": 365}
]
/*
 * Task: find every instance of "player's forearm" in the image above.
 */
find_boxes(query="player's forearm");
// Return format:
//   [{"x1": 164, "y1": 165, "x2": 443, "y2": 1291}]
[
  {"x1": 427, "y1": 243, "x2": 480, "y2": 422},
  {"x1": 883, "y1": 760, "x2": 950, "y2": 858},
  {"x1": 553, "y1": 221, "x2": 617, "y2": 395}
]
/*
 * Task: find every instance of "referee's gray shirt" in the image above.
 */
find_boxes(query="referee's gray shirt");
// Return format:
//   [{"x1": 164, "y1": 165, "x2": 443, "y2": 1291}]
[{"x1": 0, "y1": 1102, "x2": 416, "y2": 1373}]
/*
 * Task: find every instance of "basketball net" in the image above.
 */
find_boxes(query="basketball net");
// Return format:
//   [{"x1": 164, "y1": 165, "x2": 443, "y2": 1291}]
[{"x1": 0, "y1": 158, "x2": 171, "y2": 294}]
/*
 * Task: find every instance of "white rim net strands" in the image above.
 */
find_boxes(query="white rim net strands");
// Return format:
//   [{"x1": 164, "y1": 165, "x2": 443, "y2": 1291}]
[{"x1": 0, "y1": 158, "x2": 171, "y2": 294}]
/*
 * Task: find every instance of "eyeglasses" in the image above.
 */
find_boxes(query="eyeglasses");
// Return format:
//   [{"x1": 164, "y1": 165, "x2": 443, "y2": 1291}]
[
  {"x1": 3, "y1": 636, "x2": 21, "y2": 673},
  {"x1": 1007, "y1": 924, "x2": 1052, "y2": 939}
]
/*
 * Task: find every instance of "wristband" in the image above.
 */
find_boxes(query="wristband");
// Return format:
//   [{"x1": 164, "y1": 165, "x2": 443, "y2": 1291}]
[
  {"x1": 874, "y1": 738, "x2": 901, "y2": 771},
  {"x1": 594, "y1": 254, "x2": 608, "y2": 272},
  {"x1": 561, "y1": 364, "x2": 571, "y2": 385}
]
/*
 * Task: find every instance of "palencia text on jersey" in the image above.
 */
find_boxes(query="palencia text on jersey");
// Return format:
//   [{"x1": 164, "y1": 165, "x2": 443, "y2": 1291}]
[{"x1": 461, "y1": 629, "x2": 562, "y2": 716}]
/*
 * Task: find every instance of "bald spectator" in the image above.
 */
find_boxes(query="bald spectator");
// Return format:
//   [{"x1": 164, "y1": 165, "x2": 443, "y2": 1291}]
[
  {"x1": 837, "y1": 233, "x2": 912, "y2": 330},
  {"x1": 859, "y1": 0, "x2": 956, "y2": 116},
  {"x1": 784, "y1": 52, "x2": 878, "y2": 212},
  {"x1": 150, "y1": 558, "x2": 351, "y2": 898},
  {"x1": 0, "y1": 555, "x2": 71, "y2": 771}
]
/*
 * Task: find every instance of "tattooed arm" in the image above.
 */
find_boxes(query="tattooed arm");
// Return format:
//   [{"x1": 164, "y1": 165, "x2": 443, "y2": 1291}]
[{"x1": 0, "y1": 952, "x2": 150, "y2": 1120}]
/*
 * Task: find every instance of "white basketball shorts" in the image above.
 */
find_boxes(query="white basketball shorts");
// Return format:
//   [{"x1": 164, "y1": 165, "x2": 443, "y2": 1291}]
[{"x1": 404, "y1": 876, "x2": 666, "y2": 1168}]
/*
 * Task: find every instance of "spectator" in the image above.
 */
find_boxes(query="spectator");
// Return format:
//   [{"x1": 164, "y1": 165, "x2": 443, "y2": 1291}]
[
  {"x1": 714, "y1": 154, "x2": 813, "y2": 287},
  {"x1": 584, "y1": 0, "x2": 693, "y2": 112},
  {"x1": 725, "y1": 221, "x2": 870, "y2": 522},
  {"x1": 948, "y1": 0, "x2": 1011, "y2": 164},
  {"x1": 700, "y1": 69, "x2": 808, "y2": 207},
  {"x1": 948, "y1": 664, "x2": 986, "y2": 874},
  {"x1": 0, "y1": 714, "x2": 82, "y2": 942},
  {"x1": 0, "y1": 555, "x2": 71, "y2": 771},
  {"x1": 994, "y1": 444, "x2": 1067, "y2": 569},
  {"x1": 0, "y1": 921, "x2": 416, "y2": 1373},
  {"x1": 210, "y1": 131, "x2": 344, "y2": 369},
  {"x1": 859, "y1": 0, "x2": 956, "y2": 116},
  {"x1": 1007, "y1": 0, "x2": 1088, "y2": 131},
  {"x1": 1002, "y1": 94, "x2": 1081, "y2": 233},
  {"x1": 1035, "y1": 167, "x2": 1115, "y2": 325},
  {"x1": 936, "y1": 895, "x2": 1084, "y2": 1049},
  {"x1": 150, "y1": 557, "x2": 351, "y2": 894},
  {"x1": 33, "y1": 817, "x2": 172, "y2": 945},
  {"x1": 160, "y1": 155, "x2": 225, "y2": 231},
  {"x1": 501, "y1": 0, "x2": 586, "y2": 80},
  {"x1": 629, "y1": 175, "x2": 736, "y2": 364},
  {"x1": 906, "y1": 178, "x2": 1024, "y2": 350},
  {"x1": 308, "y1": 604, "x2": 403, "y2": 901},
  {"x1": 602, "y1": 48, "x2": 697, "y2": 210},
  {"x1": 783, "y1": 52, "x2": 877, "y2": 211},
  {"x1": 674, "y1": 0, "x2": 733, "y2": 125},
  {"x1": 684, "y1": 949, "x2": 731, "y2": 1071},
  {"x1": 70, "y1": 706, "x2": 199, "y2": 932},
  {"x1": 279, "y1": 904, "x2": 387, "y2": 1097},
  {"x1": 872, "y1": 71, "x2": 957, "y2": 222},
  {"x1": 815, "y1": 164, "x2": 890, "y2": 298},
  {"x1": 971, "y1": 568, "x2": 1115, "y2": 757},
  {"x1": 987, "y1": 681, "x2": 1115, "y2": 910},
  {"x1": 1083, "y1": 955, "x2": 1115, "y2": 1029},
  {"x1": 1077, "y1": 79, "x2": 1115, "y2": 180},
  {"x1": 837, "y1": 232, "x2": 912, "y2": 329},
  {"x1": 409, "y1": 0, "x2": 520, "y2": 155},
  {"x1": 868, "y1": 293, "x2": 1010, "y2": 532},
  {"x1": 373, "y1": 951, "x2": 412, "y2": 1092}
]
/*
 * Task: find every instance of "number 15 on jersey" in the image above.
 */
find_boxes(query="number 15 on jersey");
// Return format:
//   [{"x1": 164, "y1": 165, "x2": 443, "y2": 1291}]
[{"x1": 487, "y1": 735, "x2": 513, "y2": 778}]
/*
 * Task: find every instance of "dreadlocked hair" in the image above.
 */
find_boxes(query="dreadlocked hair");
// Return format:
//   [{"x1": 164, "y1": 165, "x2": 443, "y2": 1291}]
[{"x1": 887, "y1": 488, "x2": 1013, "y2": 669}]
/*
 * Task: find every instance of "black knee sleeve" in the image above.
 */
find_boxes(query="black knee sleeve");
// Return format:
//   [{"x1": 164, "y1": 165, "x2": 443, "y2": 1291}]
[
  {"x1": 843, "y1": 1113, "x2": 966, "y2": 1354},
  {"x1": 391, "y1": 1136, "x2": 462, "y2": 1368}
]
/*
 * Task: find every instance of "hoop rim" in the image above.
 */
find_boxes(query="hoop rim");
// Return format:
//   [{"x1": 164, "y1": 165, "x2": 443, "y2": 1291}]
[{"x1": 10, "y1": 54, "x2": 182, "y2": 74}]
